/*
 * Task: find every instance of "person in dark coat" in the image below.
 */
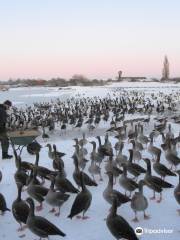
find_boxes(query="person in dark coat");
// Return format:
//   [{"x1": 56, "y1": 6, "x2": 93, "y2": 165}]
[{"x1": 0, "y1": 100, "x2": 13, "y2": 159}]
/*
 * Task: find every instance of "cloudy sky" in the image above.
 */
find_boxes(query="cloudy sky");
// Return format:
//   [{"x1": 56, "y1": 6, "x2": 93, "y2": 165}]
[{"x1": 0, "y1": 0, "x2": 179, "y2": 80}]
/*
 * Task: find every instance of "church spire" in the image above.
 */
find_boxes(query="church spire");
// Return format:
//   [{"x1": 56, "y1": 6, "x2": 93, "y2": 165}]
[{"x1": 162, "y1": 55, "x2": 169, "y2": 80}]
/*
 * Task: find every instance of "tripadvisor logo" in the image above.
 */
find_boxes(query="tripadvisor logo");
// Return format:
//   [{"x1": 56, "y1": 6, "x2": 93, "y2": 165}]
[{"x1": 135, "y1": 227, "x2": 144, "y2": 236}]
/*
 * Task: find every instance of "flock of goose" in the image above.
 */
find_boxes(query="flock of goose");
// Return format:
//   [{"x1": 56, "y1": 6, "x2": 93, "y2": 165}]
[{"x1": 1, "y1": 87, "x2": 180, "y2": 240}]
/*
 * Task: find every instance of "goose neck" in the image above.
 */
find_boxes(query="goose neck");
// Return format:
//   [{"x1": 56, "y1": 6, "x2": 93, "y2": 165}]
[{"x1": 129, "y1": 150, "x2": 133, "y2": 163}]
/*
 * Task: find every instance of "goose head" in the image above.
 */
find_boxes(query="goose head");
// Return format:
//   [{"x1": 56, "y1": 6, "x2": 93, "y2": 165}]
[{"x1": 45, "y1": 143, "x2": 52, "y2": 150}]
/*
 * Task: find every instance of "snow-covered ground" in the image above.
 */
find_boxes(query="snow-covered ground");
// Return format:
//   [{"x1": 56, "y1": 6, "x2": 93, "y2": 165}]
[{"x1": 0, "y1": 82, "x2": 180, "y2": 240}]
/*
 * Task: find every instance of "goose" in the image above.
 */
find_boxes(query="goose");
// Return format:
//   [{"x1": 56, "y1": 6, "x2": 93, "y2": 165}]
[
  {"x1": 27, "y1": 141, "x2": 42, "y2": 155},
  {"x1": 161, "y1": 132, "x2": 166, "y2": 144},
  {"x1": 165, "y1": 141, "x2": 180, "y2": 170},
  {"x1": 114, "y1": 122, "x2": 127, "y2": 136},
  {"x1": 46, "y1": 143, "x2": 54, "y2": 159},
  {"x1": 75, "y1": 120, "x2": 83, "y2": 129},
  {"x1": 119, "y1": 164, "x2": 138, "y2": 197},
  {"x1": 153, "y1": 152, "x2": 176, "y2": 180},
  {"x1": 130, "y1": 139, "x2": 143, "y2": 152},
  {"x1": 106, "y1": 124, "x2": 116, "y2": 134},
  {"x1": 174, "y1": 170, "x2": 180, "y2": 215},
  {"x1": 45, "y1": 176, "x2": 70, "y2": 216},
  {"x1": 137, "y1": 125, "x2": 149, "y2": 145},
  {"x1": 161, "y1": 133, "x2": 170, "y2": 151},
  {"x1": 143, "y1": 158, "x2": 174, "y2": 203},
  {"x1": 105, "y1": 156, "x2": 123, "y2": 183},
  {"x1": 96, "y1": 136, "x2": 113, "y2": 157},
  {"x1": 42, "y1": 126, "x2": 49, "y2": 139},
  {"x1": 51, "y1": 154, "x2": 65, "y2": 172},
  {"x1": 52, "y1": 145, "x2": 66, "y2": 174},
  {"x1": 73, "y1": 138, "x2": 88, "y2": 156},
  {"x1": 103, "y1": 172, "x2": 131, "y2": 207},
  {"x1": 14, "y1": 153, "x2": 29, "y2": 187},
  {"x1": 128, "y1": 123, "x2": 138, "y2": 141},
  {"x1": 68, "y1": 171, "x2": 92, "y2": 219},
  {"x1": 54, "y1": 168, "x2": 79, "y2": 193},
  {"x1": 130, "y1": 142, "x2": 142, "y2": 162},
  {"x1": 26, "y1": 197, "x2": 66, "y2": 239},
  {"x1": 114, "y1": 130, "x2": 127, "y2": 143},
  {"x1": 88, "y1": 155, "x2": 102, "y2": 181},
  {"x1": 53, "y1": 144, "x2": 66, "y2": 159},
  {"x1": 126, "y1": 149, "x2": 146, "y2": 179},
  {"x1": 88, "y1": 124, "x2": 96, "y2": 132},
  {"x1": 0, "y1": 193, "x2": 10, "y2": 214},
  {"x1": 148, "y1": 135, "x2": 161, "y2": 160},
  {"x1": 79, "y1": 144, "x2": 88, "y2": 156},
  {"x1": 73, "y1": 144, "x2": 88, "y2": 170},
  {"x1": 46, "y1": 144, "x2": 65, "y2": 160},
  {"x1": 89, "y1": 141, "x2": 103, "y2": 166},
  {"x1": 72, "y1": 155, "x2": 97, "y2": 187},
  {"x1": 32, "y1": 153, "x2": 58, "y2": 184},
  {"x1": 60, "y1": 122, "x2": 66, "y2": 134},
  {"x1": 27, "y1": 168, "x2": 49, "y2": 211},
  {"x1": 166, "y1": 124, "x2": 174, "y2": 139},
  {"x1": 115, "y1": 113, "x2": 125, "y2": 123},
  {"x1": 104, "y1": 133, "x2": 112, "y2": 150},
  {"x1": 79, "y1": 132, "x2": 88, "y2": 146},
  {"x1": 110, "y1": 116, "x2": 116, "y2": 126},
  {"x1": 131, "y1": 180, "x2": 149, "y2": 222},
  {"x1": 48, "y1": 117, "x2": 55, "y2": 131},
  {"x1": 114, "y1": 139, "x2": 122, "y2": 155},
  {"x1": 72, "y1": 138, "x2": 79, "y2": 155},
  {"x1": 94, "y1": 114, "x2": 101, "y2": 125},
  {"x1": 106, "y1": 197, "x2": 139, "y2": 240},
  {"x1": 13, "y1": 147, "x2": 32, "y2": 172},
  {"x1": 12, "y1": 183, "x2": 30, "y2": 232},
  {"x1": 149, "y1": 129, "x2": 160, "y2": 142},
  {"x1": 115, "y1": 142, "x2": 127, "y2": 167},
  {"x1": 154, "y1": 119, "x2": 167, "y2": 132},
  {"x1": 52, "y1": 156, "x2": 67, "y2": 180}
]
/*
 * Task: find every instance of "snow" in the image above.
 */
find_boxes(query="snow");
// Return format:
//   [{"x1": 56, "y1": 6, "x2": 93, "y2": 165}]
[
  {"x1": 0, "y1": 82, "x2": 180, "y2": 240},
  {"x1": 1, "y1": 81, "x2": 180, "y2": 107}
]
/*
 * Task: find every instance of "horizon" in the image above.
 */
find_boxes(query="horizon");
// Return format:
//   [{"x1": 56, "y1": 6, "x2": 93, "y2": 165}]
[
  {"x1": 0, "y1": 0, "x2": 180, "y2": 80},
  {"x1": 1, "y1": 76, "x2": 178, "y2": 82}
]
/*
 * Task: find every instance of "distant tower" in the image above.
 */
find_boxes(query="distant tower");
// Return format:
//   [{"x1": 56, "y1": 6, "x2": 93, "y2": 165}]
[
  {"x1": 117, "y1": 70, "x2": 122, "y2": 81},
  {"x1": 162, "y1": 55, "x2": 169, "y2": 80}
]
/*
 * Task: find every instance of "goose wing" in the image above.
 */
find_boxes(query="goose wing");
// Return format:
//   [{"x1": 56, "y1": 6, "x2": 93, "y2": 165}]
[
  {"x1": 107, "y1": 215, "x2": 138, "y2": 240},
  {"x1": 32, "y1": 216, "x2": 66, "y2": 236},
  {"x1": 151, "y1": 175, "x2": 174, "y2": 188}
]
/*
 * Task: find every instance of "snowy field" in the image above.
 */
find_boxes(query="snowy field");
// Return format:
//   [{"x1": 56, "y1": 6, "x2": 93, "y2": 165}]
[
  {"x1": 1, "y1": 81, "x2": 180, "y2": 107},
  {"x1": 0, "y1": 82, "x2": 180, "y2": 240}
]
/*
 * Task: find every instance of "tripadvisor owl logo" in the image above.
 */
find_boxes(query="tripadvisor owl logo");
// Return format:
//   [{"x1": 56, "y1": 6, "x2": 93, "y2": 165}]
[{"x1": 135, "y1": 227, "x2": 144, "y2": 236}]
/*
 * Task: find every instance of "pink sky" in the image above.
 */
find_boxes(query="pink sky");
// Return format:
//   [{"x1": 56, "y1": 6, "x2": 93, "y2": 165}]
[{"x1": 0, "y1": 0, "x2": 179, "y2": 80}]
